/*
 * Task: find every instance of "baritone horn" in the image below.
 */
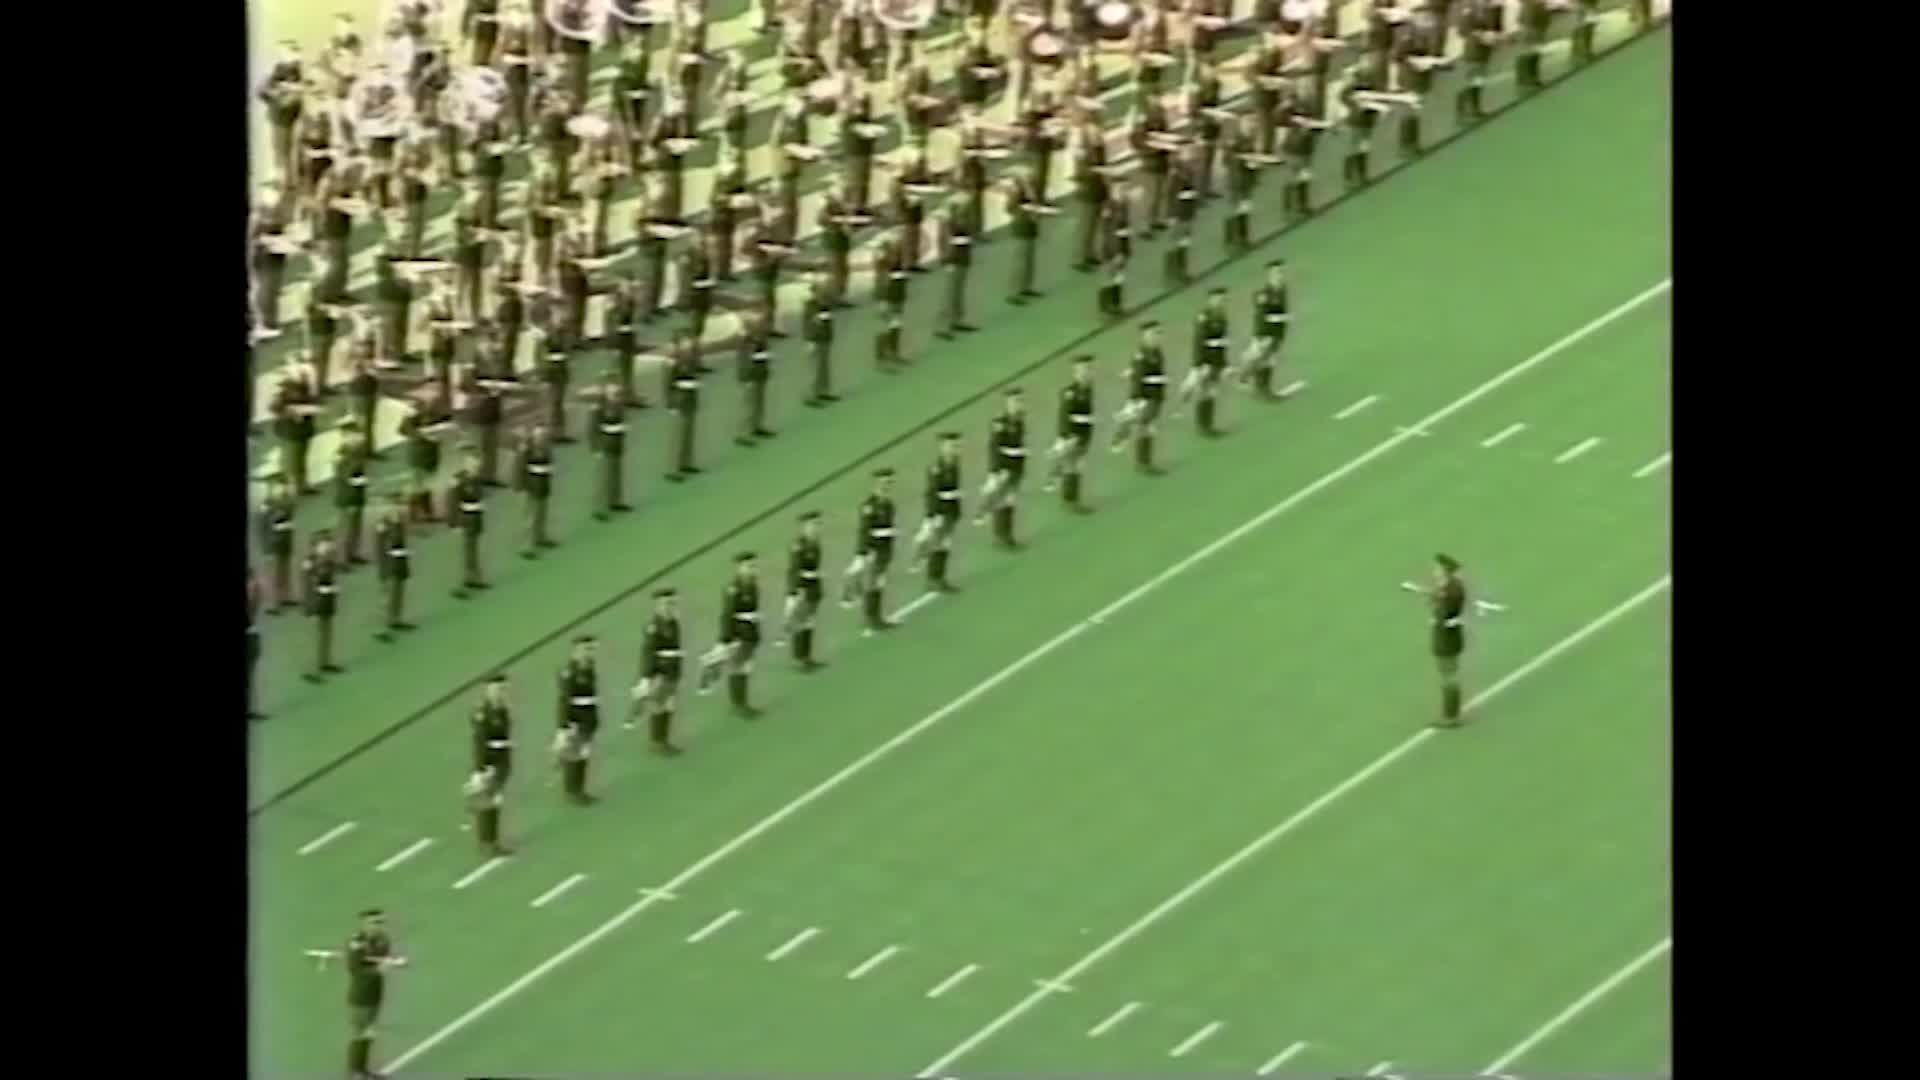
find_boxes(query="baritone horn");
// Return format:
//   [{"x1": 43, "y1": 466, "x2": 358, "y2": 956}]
[
  {"x1": 871, "y1": 0, "x2": 937, "y2": 33},
  {"x1": 350, "y1": 67, "x2": 414, "y2": 139},
  {"x1": 545, "y1": 0, "x2": 613, "y2": 42}
]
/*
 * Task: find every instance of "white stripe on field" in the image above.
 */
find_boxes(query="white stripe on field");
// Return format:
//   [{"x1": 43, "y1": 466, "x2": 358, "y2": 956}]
[
  {"x1": 927, "y1": 964, "x2": 979, "y2": 998},
  {"x1": 686, "y1": 909, "x2": 741, "y2": 944},
  {"x1": 1334, "y1": 394, "x2": 1380, "y2": 419},
  {"x1": 1554, "y1": 436, "x2": 1602, "y2": 463},
  {"x1": 1257, "y1": 1041, "x2": 1309, "y2": 1075},
  {"x1": 1481, "y1": 421, "x2": 1527, "y2": 447},
  {"x1": 452, "y1": 857, "x2": 507, "y2": 890},
  {"x1": 375, "y1": 838, "x2": 435, "y2": 872},
  {"x1": 1633, "y1": 451, "x2": 1671, "y2": 478},
  {"x1": 298, "y1": 822, "x2": 356, "y2": 855},
  {"x1": 530, "y1": 874, "x2": 587, "y2": 908},
  {"x1": 1366, "y1": 1062, "x2": 1397, "y2": 1077},
  {"x1": 1087, "y1": 1002, "x2": 1141, "y2": 1037},
  {"x1": 892, "y1": 592, "x2": 939, "y2": 622},
  {"x1": 846, "y1": 945, "x2": 901, "y2": 980},
  {"x1": 766, "y1": 927, "x2": 820, "y2": 961},
  {"x1": 380, "y1": 281, "x2": 1674, "y2": 1075},
  {"x1": 1170, "y1": 1021, "x2": 1223, "y2": 1058},
  {"x1": 1483, "y1": 937, "x2": 1672, "y2": 1073},
  {"x1": 916, "y1": 572, "x2": 1673, "y2": 1076}
]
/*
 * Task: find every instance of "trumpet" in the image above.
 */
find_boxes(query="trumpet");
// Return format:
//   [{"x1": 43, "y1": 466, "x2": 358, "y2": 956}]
[{"x1": 544, "y1": 0, "x2": 611, "y2": 42}]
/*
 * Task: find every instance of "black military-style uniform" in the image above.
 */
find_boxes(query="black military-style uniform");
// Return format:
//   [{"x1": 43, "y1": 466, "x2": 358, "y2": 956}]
[
  {"x1": 1007, "y1": 176, "x2": 1043, "y2": 302},
  {"x1": 785, "y1": 533, "x2": 824, "y2": 664},
  {"x1": 1098, "y1": 196, "x2": 1132, "y2": 318},
  {"x1": 1074, "y1": 133, "x2": 1111, "y2": 271},
  {"x1": 938, "y1": 202, "x2": 975, "y2": 337},
  {"x1": 1457, "y1": 0, "x2": 1505, "y2": 122},
  {"x1": 1189, "y1": 308, "x2": 1231, "y2": 434},
  {"x1": 717, "y1": 574, "x2": 761, "y2": 712},
  {"x1": 555, "y1": 657, "x2": 600, "y2": 802},
  {"x1": 516, "y1": 433, "x2": 557, "y2": 548},
  {"x1": 1517, "y1": 0, "x2": 1555, "y2": 91},
  {"x1": 820, "y1": 191, "x2": 855, "y2": 305},
  {"x1": 588, "y1": 394, "x2": 628, "y2": 513},
  {"x1": 1127, "y1": 345, "x2": 1169, "y2": 470},
  {"x1": 1192, "y1": 71, "x2": 1225, "y2": 199},
  {"x1": 1280, "y1": 100, "x2": 1323, "y2": 216},
  {"x1": 736, "y1": 318, "x2": 775, "y2": 444},
  {"x1": 274, "y1": 373, "x2": 318, "y2": 495},
  {"x1": 667, "y1": 345, "x2": 701, "y2": 479},
  {"x1": 1019, "y1": 101, "x2": 1060, "y2": 209},
  {"x1": 628, "y1": 610, "x2": 683, "y2": 749},
  {"x1": 1164, "y1": 158, "x2": 1200, "y2": 286},
  {"x1": 984, "y1": 412, "x2": 1027, "y2": 544},
  {"x1": 471, "y1": 698, "x2": 513, "y2": 788},
  {"x1": 401, "y1": 408, "x2": 446, "y2": 523},
  {"x1": 348, "y1": 363, "x2": 381, "y2": 449},
  {"x1": 957, "y1": 123, "x2": 992, "y2": 238},
  {"x1": 606, "y1": 284, "x2": 642, "y2": 407},
  {"x1": 302, "y1": 548, "x2": 341, "y2": 678},
  {"x1": 375, "y1": 513, "x2": 411, "y2": 635},
  {"x1": 853, "y1": 492, "x2": 897, "y2": 629},
  {"x1": 1051, "y1": 376, "x2": 1096, "y2": 507},
  {"x1": 344, "y1": 926, "x2": 393, "y2": 1075},
  {"x1": 922, "y1": 455, "x2": 962, "y2": 588},
  {"x1": 452, "y1": 468, "x2": 488, "y2": 592},
  {"x1": 1247, "y1": 282, "x2": 1291, "y2": 395},
  {"x1": 541, "y1": 347, "x2": 573, "y2": 443},
  {"x1": 1224, "y1": 128, "x2": 1260, "y2": 251},
  {"x1": 468, "y1": 377, "x2": 506, "y2": 484},
  {"x1": 1342, "y1": 66, "x2": 1383, "y2": 187},
  {"x1": 636, "y1": 204, "x2": 671, "y2": 322},
  {"x1": 259, "y1": 489, "x2": 297, "y2": 610},
  {"x1": 875, "y1": 242, "x2": 909, "y2": 369},
  {"x1": 802, "y1": 288, "x2": 836, "y2": 405},
  {"x1": 334, "y1": 441, "x2": 371, "y2": 564},
  {"x1": 891, "y1": 157, "x2": 933, "y2": 271},
  {"x1": 841, "y1": 96, "x2": 881, "y2": 212},
  {"x1": 681, "y1": 241, "x2": 716, "y2": 345}
]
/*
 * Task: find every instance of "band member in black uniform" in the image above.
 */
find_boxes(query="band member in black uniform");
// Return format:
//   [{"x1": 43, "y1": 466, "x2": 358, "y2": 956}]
[
  {"x1": 750, "y1": 206, "x2": 796, "y2": 336},
  {"x1": 451, "y1": 454, "x2": 489, "y2": 595},
  {"x1": 1394, "y1": 8, "x2": 1447, "y2": 155},
  {"x1": 401, "y1": 395, "x2": 451, "y2": 523},
  {"x1": 916, "y1": 433, "x2": 965, "y2": 592},
  {"x1": 259, "y1": 475, "x2": 298, "y2": 611},
  {"x1": 343, "y1": 350, "x2": 380, "y2": 449},
  {"x1": 801, "y1": 273, "x2": 839, "y2": 405},
  {"x1": 680, "y1": 230, "x2": 717, "y2": 346},
  {"x1": 842, "y1": 91, "x2": 884, "y2": 213},
  {"x1": 635, "y1": 181, "x2": 674, "y2": 323},
  {"x1": 374, "y1": 496, "x2": 413, "y2": 639},
  {"x1": 466, "y1": 678, "x2": 514, "y2": 856},
  {"x1": 247, "y1": 569, "x2": 263, "y2": 720},
  {"x1": 274, "y1": 363, "x2": 320, "y2": 496},
  {"x1": 1456, "y1": 0, "x2": 1504, "y2": 123},
  {"x1": 819, "y1": 177, "x2": 860, "y2": 307},
  {"x1": 1240, "y1": 259, "x2": 1294, "y2": 398},
  {"x1": 579, "y1": 376, "x2": 626, "y2": 514},
  {"x1": 613, "y1": 34, "x2": 653, "y2": 171},
  {"x1": 1115, "y1": 321, "x2": 1169, "y2": 472},
  {"x1": 979, "y1": 387, "x2": 1027, "y2": 546},
  {"x1": 1279, "y1": 92, "x2": 1329, "y2": 216},
  {"x1": 539, "y1": 337, "x2": 574, "y2": 444},
  {"x1": 1018, "y1": 88, "x2": 1062, "y2": 210},
  {"x1": 1406, "y1": 554, "x2": 1471, "y2": 726},
  {"x1": 1072, "y1": 120, "x2": 1110, "y2": 272},
  {"x1": 890, "y1": 146, "x2": 936, "y2": 273},
  {"x1": 1133, "y1": 90, "x2": 1176, "y2": 233},
  {"x1": 1180, "y1": 287, "x2": 1232, "y2": 435},
  {"x1": 1190, "y1": 58, "x2": 1227, "y2": 201},
  {"x1": 955, "y1": 107, "x2": 995, "y2": 242},
  {"x1": 1164, "y1": 145, "x2": 1200, "y2": 286},
  {"x1": 667, "y1": 331, "x2": 703, "y2": 479},
  {"x1": 784, "y1": 511, "x2": 827, "y2": 669},
  {"x1": 606, "y1": 276, "x2": 644, "y2": 409},
  {"x1": 514, "y1": 421, "x2": 559, "y2": 550},
  {"x1": 338, "y1": 908, "x2": 407, "y2": 1080},
  {"x1": 872, "y1": 233, "x2": 910, "y2": 370},
  {"x1": 1223, "y1": 115, "x2": 1260, "y2": 252},
  {"x1": 650, "y1": 91, "x2": 696, "y2": 223},
  {"x1": 464, "y1": 0, "x2": 502, "y2": 66},
  {"x1": 936, "y1": 198, "x2": 977, "y2": 338},
  {"x1": 554, "y1": 636, "x2": 601, "y2": 804},
  {"x1": 630, "y1": 588, "x2": 686, "y2": 754},
  {"x1": 464, "y1": 360, "x2": 506, "y2": 485},
  {"x1": 1516, "y1": 0, "x2": 1556, "y2": 92},
  {"x1": 1250, "y1": 27, "x2": 1288, "y2": 156},
  {"x1": 709, "y1": 149, "x2": 748, "y2": 283},
  {"x1": 302, "y1": 531, "x2": 343, "y2": 681},
  {"x1": 708, "y1": 553, "x2": 763, "y2": 716},
  {"x1": 1341, "y1": 61, "x2": 1383, "y2": 187},
  {"x1": 1005, "y1": 167, "x2": 1047, "y2": 304},
  {"x1": 1097, "y1": 184, "x2": 1133, "y2": 318},
  {"x1": 251, "y1": 184, "x2": 293, "y2": 332},
  {"x1": 259, "y1": 43, "x2": 305, "y2": 181},
  {"x1": 735, "y1": 311, "x2": 776, "y2": 444},
  {"x1": 333, "y1": 425, "x2": 372, "y2": 566},
  {"x1": 845, "y1": 468, "x2": 899, "y2": 633},
  {"x1": 1047, "y1": 356, "x2": 1097, "y2": 510}
]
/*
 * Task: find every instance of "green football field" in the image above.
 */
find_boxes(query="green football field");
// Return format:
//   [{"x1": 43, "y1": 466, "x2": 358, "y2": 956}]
[{"x1": 250, "y1": 23, "x2": 1671, "y2": 1080}]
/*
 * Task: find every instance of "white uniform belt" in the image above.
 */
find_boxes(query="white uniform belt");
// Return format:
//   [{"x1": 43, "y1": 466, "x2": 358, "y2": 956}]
[
  {"x1": 461, "y1": 501, "x2": 483, "y2": 511},
  {"x1": 570, "y1": 695, "x2": 598, "y2": 705},
  {"x1": 870, "y1": 527, "x2": 895, "y2": 537}
]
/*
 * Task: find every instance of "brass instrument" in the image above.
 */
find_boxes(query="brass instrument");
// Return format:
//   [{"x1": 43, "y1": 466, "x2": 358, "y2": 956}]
[
  {"x1": 870, "y1": 0, "x2": 937, "y2": 32},
  {"x1": 544, "y1": 0, "x2": 612, "y2": 42}
]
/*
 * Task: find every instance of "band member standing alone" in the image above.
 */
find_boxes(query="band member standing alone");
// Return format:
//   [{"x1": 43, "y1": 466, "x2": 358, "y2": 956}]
[{"x1": 1407, "y1": 554, "x2": 1471, "y2": 726}]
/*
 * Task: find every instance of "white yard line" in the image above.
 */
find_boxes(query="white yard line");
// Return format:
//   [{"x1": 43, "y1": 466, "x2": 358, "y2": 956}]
[
  {"x1": 1633, "y1": 451, "x2": 1671, "y2": 478},
  {"x1": 686, "y1": 909, "x2": 742, "y2": 944},
  {"x1": 1278, "y1": 379, "x2": 1309, "y2": 397},
  {"x1": 1334, "y1": 394, "x2": 1380, "y2": 420},
  {"x1": 380, "y1": 280, "x2": 1673, "y2": 1074},
  {"x1": 1481, "y1": 421, "x2": 1527, "y2": 448},
  {"x1": 1554, "y1": 436, "x2": 1603, "y2": 464},
  {"x1": 915, "y1": 573, "x2": 1672, "y2": 1076},
  {"x1": 297, "y1": 821, "x2": 356, "y2": 855},
  {"x1": 846, "y1": 945, "x2": 902, "y2": 980},
  {"x1": 766, "y1": 927, "x2": 821, "y2": 961},
  {"x1": 452, "y1": 857, "x2": 508, "y2": 890},
  {"x1": 1087, "y1": 1001, "x2": 1142, "y2": 1038},
  {"x1": 1257, "y1": 1041, "x2": 1309, "y2": 1074},
  {"x1": 1366, "y1": 1062, "x2": 1399, "y2": 1077},
  {"x1": 529, "y1": 874, "x2": 586, "y2": 908},
  {"x1": 891, "y1": 592, "x2": 939, "y2": 622},
  {"x1": 926, "y1": 964, "x2": 980, "y2": 999},
  {"x1": 1482, "y1": 936, "x2": 1672, "y2": 1073},
  {"x1": 1170, "y1": 1021, "x2": 1224, "y2": 1058},
  {"x1": 374, "y1": 837, "x2": 435, "y2": 873}
]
